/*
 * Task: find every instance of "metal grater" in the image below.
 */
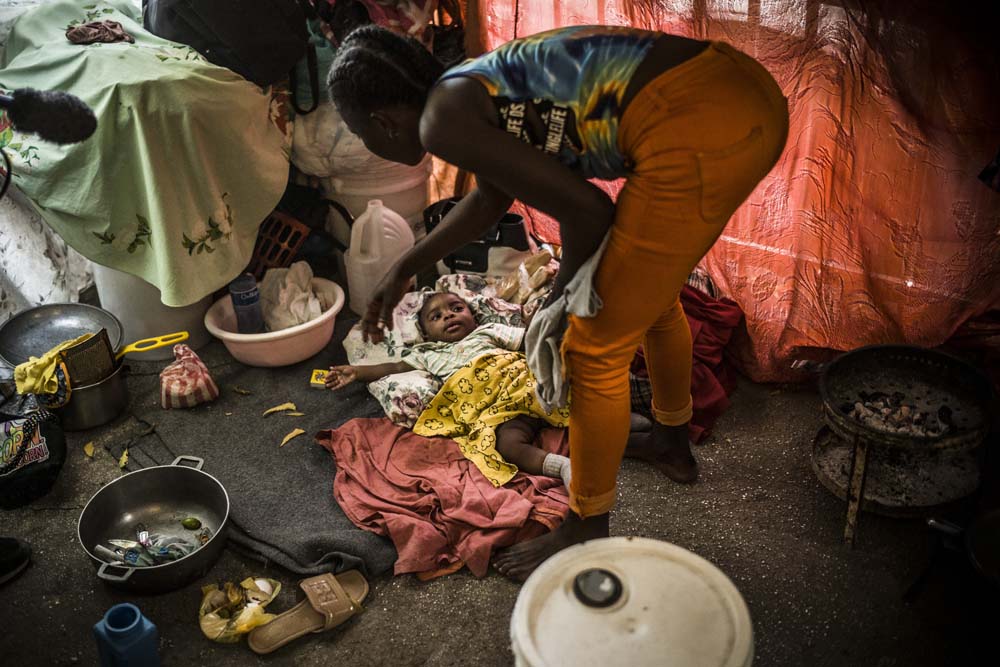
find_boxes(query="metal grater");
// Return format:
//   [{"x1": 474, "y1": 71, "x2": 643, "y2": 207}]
[{"x1": 59, "y1": 328, "x2": 116, "y2": 388}]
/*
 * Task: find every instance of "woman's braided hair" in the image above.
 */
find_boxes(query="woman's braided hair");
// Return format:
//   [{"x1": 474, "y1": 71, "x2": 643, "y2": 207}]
[{"x1": 329, "y1": 25, "x2": 446, "y2": 116}]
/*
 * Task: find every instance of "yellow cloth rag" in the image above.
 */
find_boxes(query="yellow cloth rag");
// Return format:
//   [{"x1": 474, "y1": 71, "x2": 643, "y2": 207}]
[
  {"x1": 14, "y1": 333, "x2": 92, "y2": 395},
  {"x1": 413, "y1": 352, "x2": 570, "y2": 487}
]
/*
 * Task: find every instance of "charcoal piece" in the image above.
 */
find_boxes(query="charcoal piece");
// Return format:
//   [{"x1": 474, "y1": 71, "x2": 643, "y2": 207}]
[{"x1": 938, "y1": 405, "x2": 954, "y2": 427}]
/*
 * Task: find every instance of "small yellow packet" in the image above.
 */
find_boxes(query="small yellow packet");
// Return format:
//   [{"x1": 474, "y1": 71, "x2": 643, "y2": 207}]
[{"x1": 310, "y1": 369, "x2": 328, "y2": 389}]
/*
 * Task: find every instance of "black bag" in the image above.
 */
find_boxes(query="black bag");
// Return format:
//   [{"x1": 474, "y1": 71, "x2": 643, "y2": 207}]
[
  {"x1": 143, "y1": 0, "x2": 320, "y2": 113},
  {"x1": 0, "y1": 375, "x2": 65, "y2": 510},
  {"x1": 424, "y1": 198, "x2": 536, "y2": 275}
]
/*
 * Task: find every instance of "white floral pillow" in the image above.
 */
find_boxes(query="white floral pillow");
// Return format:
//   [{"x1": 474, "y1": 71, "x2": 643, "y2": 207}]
[
  {"x1": 436, "y1": 274, "x2": 526, "y2": 329},
  {"x1": 365, "y1": 371, "x2": 441, "y2": 427},
  {"x1": 342, "y1": 277, "x2": 524, "y2": 427}
]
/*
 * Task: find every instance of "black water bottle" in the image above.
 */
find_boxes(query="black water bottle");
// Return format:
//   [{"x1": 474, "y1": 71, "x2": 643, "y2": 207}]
[{"x1": 228, "y1": 273, "x2": 265, "y2": 334}]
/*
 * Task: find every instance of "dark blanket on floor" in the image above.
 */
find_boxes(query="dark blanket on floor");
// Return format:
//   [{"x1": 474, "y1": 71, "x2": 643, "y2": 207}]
[
  {"x1": 631, "y1": 284, "x2": 744, "y2": 443},
  {"x1": 105, "y1": 316, "x2": 398, "y2": 577},
  {"x1": 317, "y1": 419, "x2": 569, "y2": 579}
]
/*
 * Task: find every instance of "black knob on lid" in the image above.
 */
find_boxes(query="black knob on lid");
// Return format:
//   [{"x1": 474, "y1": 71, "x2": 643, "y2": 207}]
[{"x1": 573, "y1": 568, "x2": 623, "y2": 608}]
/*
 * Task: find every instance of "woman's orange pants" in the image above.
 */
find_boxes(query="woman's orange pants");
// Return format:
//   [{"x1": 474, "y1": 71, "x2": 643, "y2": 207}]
[{"x1": 565, "y1": 42, "x2": 789, "y2": 517}]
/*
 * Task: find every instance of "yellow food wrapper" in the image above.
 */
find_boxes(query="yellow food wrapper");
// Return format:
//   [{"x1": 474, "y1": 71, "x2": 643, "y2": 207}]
[
  {"x1": 199, "y1": 577, "x2": 282, "y2": 643},
  {"x1": 280, "y1": 428, "x2": 306, "y2": 447},
  {"x1": 263, "y1": 402, "x2": 297, "y2": 416}
]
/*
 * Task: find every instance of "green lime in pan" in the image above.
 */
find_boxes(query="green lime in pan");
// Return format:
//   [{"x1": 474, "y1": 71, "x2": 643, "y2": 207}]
[{"x1": 181, "y1": 517, "x2": 202, "y2": 530}]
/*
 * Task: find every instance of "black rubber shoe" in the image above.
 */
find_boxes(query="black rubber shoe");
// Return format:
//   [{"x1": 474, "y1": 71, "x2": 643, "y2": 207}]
[{"x1": 0, "y1": 537, "x2": 31, "y2": 586}]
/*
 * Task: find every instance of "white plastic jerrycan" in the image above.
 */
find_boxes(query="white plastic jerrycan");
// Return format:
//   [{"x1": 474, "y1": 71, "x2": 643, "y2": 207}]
[{"x1": 344, "y1": 200, "x2": 415, "y2": 316}]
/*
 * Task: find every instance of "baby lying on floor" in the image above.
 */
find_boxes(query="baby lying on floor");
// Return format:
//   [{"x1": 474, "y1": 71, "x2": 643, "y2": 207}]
[{"x1": 326, "y1": 292, "x2": 571, "y2": 488}]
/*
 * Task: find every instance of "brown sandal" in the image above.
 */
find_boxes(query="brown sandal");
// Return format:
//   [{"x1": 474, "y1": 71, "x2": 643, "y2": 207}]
[{"x1": 248, "y1": 571, "x2": 369, "y2": 655}]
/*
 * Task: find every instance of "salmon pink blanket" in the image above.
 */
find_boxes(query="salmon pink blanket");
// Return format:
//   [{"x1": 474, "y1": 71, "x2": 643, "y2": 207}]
[{"x1": 317, "y1": 419, "x2": 569, "y2": 579}]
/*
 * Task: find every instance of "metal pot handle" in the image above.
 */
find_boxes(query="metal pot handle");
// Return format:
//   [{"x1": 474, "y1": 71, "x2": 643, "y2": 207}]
[
  {"x1": 927, "y1": 518, "x2": 963, "y2": 537},
  {"x1": 97, "y1": 562, "x2": 135, "y2": 583},
  {"x1": 791, "y1": 359, "x2": 829, "y2": 375},
  {"x1": 171, "y1": 455, "x2": 204, "y2": 470}
]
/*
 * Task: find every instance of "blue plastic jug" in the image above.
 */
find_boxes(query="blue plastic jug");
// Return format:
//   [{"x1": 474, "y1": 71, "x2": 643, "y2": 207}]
[{"x1": 93, "y1": 603, "x2": 161, "y2": 667}]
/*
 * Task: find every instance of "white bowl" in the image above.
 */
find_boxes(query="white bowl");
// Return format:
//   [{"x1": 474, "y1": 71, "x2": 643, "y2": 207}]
[{"x1": 204, "y1": 278, "x2": 345, "y2": 367}]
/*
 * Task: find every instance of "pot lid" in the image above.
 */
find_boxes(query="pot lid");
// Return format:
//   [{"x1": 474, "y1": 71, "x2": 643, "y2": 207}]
[{"x1": 511, "y1": 537, "x2": 753, "y2": 667}]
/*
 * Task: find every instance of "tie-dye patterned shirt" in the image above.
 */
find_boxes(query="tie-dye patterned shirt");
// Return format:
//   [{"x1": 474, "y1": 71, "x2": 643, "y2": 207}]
[{"x1": 438, "y1": 25, "x2": 659, "y2": 180}]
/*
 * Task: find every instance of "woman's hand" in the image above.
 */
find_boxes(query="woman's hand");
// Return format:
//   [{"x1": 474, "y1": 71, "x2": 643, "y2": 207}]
[
  {"x1": 354, "y1": 175, "x2": 513, "y2": 344},
  {"x1": 325, "y1": 365, "x2": 360, "y2": 390},
  {"x1": 361, "y1": 266, "x2": 410, "y2": 343}
]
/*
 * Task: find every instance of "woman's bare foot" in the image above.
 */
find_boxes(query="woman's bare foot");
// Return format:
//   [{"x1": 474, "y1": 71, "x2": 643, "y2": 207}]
[
  {"x1": 493, "y1": 512, "x2": 609, "y2": 582},
  {"x1": 625, "y1": 422, "x2": 698, "y2": 483}
]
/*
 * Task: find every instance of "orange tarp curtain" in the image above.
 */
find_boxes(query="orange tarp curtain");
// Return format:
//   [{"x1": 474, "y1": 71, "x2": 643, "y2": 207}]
[{"x1": 454, "y1": 0, "x2": 1000, "y2": 381}]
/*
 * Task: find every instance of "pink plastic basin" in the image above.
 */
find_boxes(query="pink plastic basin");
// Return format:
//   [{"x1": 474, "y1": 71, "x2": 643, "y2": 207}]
[{"x1": 204, "y1": 278, "x2": 345, "y2": 367}]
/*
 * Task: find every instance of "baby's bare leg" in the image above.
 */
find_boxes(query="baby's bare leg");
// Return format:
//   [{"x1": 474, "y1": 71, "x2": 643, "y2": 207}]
[{"x1": 496, "y1": 417, "x2": 547, "y2": 474}]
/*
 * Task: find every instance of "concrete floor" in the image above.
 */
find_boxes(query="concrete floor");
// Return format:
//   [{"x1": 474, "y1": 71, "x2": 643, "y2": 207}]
[{"x1": 1, "y1": 347, "x2": 996, "y2": 667}]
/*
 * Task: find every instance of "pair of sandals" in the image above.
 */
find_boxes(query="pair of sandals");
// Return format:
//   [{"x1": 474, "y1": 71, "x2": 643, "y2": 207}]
[{"x1": 248, "y1": 570, "x2": 370, "y2": 655}]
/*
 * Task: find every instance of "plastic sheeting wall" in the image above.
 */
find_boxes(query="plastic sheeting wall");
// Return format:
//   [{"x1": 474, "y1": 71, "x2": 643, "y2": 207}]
[{"x1": 464, "y1": 0, "x2": 1000, "y2": 380}]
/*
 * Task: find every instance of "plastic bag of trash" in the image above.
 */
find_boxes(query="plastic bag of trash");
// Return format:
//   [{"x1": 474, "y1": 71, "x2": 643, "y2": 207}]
[
  {"x1": 491, "y1": 250, "x2": 557, "y2": 305},
  {"x1": 199, "y1": 577, "x2": 282, "y2": 643}
]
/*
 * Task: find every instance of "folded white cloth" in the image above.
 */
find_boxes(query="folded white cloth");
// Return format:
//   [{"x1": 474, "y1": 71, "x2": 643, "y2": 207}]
[
  {"x1": 259, "y1": 261, "x2": 323, "y2": 332},
  {"x1": 525, "y1": 232, "x2": 612, "y2": 414}
]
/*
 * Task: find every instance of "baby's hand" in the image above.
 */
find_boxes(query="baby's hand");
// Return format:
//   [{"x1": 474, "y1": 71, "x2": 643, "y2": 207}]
[{"x1": 325, "y1": 366, "x2": 359, "y2": 390}]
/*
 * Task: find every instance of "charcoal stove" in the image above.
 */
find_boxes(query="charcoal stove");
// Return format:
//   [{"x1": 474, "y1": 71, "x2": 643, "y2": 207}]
[
  {"x1": 812, "y1": 427, "x2": 981, "y2": 516},
  {"x1": 817, "y1": 345, "x2": 992, "y2": 545}
]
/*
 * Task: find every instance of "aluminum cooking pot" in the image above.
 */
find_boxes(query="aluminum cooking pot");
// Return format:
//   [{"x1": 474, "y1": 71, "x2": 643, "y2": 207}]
[
  {"x1": 78, "y1": 456, "x2": 229, "y2": 594},
  {"x1": 57, "y1": 362, "x2": 129, "y2": 431},
  {"x1": 0, "y1": 303, "x2": 129, "y2": 431},
  {"x1": 0, "y1": 303, "x2": 124, "y2": 367}
]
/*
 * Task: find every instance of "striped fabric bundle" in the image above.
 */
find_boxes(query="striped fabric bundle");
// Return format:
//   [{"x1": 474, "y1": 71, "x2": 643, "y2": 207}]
[{"x1": 159, "y1": 345, "x2": 219, "y2": 409}]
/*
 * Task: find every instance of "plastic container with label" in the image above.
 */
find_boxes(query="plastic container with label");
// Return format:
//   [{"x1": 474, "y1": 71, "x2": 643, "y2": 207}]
[
  {"x1": 344, "y1": 200, "x2": 415, "y2": 316},
  {"x1": 227, "y1": 273, "x2": 265, "y2": 334},
  {"x1": 511, "y1": 537, "x2": 754, "y2": 667}
]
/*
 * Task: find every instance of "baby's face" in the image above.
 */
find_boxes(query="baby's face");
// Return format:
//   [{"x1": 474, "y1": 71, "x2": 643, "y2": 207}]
[{"x1": 420, "y1": 293, "x2": 477, "y2": 343}]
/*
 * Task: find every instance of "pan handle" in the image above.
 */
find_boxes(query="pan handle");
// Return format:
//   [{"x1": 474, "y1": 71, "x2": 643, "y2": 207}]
[
  {"x1": 791, "y1": 359, "x2": 829, "y2": 375},
  {"x1": 171, "y1": 455, "x2": 204, "y2": 471},
  {"x1": 927, "y1": 518, "x2": 963, "y2": 537},
  {"x1": 97, "y1": 562, "x2": 135, "y2": 583}
]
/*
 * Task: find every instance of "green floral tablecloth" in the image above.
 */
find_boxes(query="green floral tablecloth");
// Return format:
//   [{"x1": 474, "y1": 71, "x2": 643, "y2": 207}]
[{"x1": 0, "y1": 0, "x2": 292, "y2": 306}]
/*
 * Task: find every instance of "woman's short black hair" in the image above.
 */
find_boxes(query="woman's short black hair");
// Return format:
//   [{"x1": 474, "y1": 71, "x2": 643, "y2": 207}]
[{"x1": 328, "y1": 25, "x2": 446, "y2": 116}]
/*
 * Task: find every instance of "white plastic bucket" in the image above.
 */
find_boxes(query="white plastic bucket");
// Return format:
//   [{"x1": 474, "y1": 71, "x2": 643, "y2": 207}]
[
  {"x1": 344, "y1": 200, "x2": 415, "y2": 316},
  {"x1": 91, "y1": 264, "x2": 212, "y2": 360},
  {"x1": 322, "y1": 154, "x2": 432, "y2": 247},
  {"x1": 511, "y1": 537, "x2": 754, "y2": 667},
  {"x1": 294, "y1": 103, "x2": 431, "y2": 246}
]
